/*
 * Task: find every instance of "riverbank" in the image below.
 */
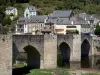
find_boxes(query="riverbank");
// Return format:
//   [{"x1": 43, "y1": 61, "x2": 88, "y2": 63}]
[{"x1": 26, "y1": 68, "x2": 100, "y2": 75}]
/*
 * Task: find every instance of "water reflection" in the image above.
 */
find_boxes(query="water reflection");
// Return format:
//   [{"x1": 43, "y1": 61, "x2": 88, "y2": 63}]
[
  {"x1": 81, "y1": 56, "x2": 90, "y2": 68},
  {"x1": 58, "y1": 42, "x2": 71, "y2": 68},
  {"x1": 81, "y1": 55, "x2": 100, "y2": 69},
  {"x1": 92, "y1": 55, "x2": 100, "y2": 69},
  {"x1": 70, "y1": 55, "x2": 100, "y2": 69},
  {"x1": 13, "y1": 67, "x2": 33, "y2": 75}
]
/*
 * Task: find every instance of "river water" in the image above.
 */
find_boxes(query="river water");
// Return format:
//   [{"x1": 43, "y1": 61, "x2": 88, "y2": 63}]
[{"x1": 69, "y1": 55, "x2": 100, "y2": 69}]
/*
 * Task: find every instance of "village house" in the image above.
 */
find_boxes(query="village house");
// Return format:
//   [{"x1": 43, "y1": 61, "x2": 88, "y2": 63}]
[
  {"x1": 43, "y1": 10, "x2": 91, "y2": 35},
  {"x1": 5, "y1": 7, "x2": 18, "y2": 20},
  {"x1": 16, "y1": 15, "x2": 47, "y2": 34},
  {"x1": 24, "y1": 5, "x2": 37, "y2": 18},
  {"x1": 15, "y1": 10, "x2": 95, "y2": 35}
]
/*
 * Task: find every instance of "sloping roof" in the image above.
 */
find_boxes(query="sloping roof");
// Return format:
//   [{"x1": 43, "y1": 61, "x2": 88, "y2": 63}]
[
  {"x1": 18, "y1": 17, "x2": 29, "y2": 24},
  {"x1": 78, "y1": 13, "x2": 95, "y2": 21},
  {"x1": 18, "y1": 15, "x2": 47, "y2": 24},
  {"x1": 56, "y1": 15, "x2": 88, "y2": 25},
  {"x1": 73, "y1": 15, "x2": 88, "y2": 25},
  {"x1": 30, "y1": 15, "x2": 47, "y2": 23},
  {"x1": 6, "y1": 7, "x2": 15, "y2": 10},
  {"x1": 52, "y1": 10, "x2": 72, "y2": 18},
  {"x1": 46, "y1": 17, "x2": 58, "y2": 23}
]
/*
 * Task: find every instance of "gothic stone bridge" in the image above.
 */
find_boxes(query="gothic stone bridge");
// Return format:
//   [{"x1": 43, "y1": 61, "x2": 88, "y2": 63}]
[
  {"x1": 13, "y1": 34, "x2": 93, "y2": 68},
  {"x1": 0, "y1": 34, "x2": 100, "y2": 75}
]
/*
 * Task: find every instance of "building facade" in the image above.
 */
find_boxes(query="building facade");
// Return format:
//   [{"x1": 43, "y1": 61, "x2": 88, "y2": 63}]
[
  {"x1": 24, "y1": 6, "x2": 37, "y2": 18},
  {"x1": 16, "y1": 15, "x2": 47, "y2": 34},
  {"x1": 5, "y1": 7, "x2": 18, "y2": 20}
]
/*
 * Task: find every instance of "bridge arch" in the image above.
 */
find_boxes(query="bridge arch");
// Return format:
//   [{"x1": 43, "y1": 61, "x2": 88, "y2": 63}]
[
  {"x1": 57, "y1": 42, "x2": 71, "y2": 68},
  {"x1": 81, "y1": 39, "x2": 90, "y2": 68},
  {"x1": 23, "y1": 45, "x2": 40, "y2": 69},
  {"x1": 81, "y1": 39, "x2": 90, "y2": 57}
]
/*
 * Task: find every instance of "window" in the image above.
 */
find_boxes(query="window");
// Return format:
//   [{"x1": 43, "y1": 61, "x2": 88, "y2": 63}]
[
  {"x1": 41, "y1": 24, "x2": 42, "y2": 27},
  {"x1": 26, "y1": 14, "x2": 28, "y2": 17},
  {"x1": 66, "y1": 26, "x2": 76, "y2": 28}
]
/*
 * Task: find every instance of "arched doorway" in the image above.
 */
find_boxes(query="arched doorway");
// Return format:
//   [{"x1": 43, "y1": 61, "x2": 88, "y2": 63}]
[
  {"x1": 81, "y1": 39, "x2": 90, "y2": 68},
  {"x1": 24, "y1": 45, "x2": 40, "y2": 69},
  {"x1": 57, "y1": 42, "x2": 71, "y2": 68}
]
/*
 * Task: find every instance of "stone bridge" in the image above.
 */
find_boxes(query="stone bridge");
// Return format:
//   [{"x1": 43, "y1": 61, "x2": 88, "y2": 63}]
[
  {"x1": 0, "y1": 34, "x2": 100, "y2": 75},
  {"x1": 12, "y1": 34, "x2": 93, "y2": 68}
]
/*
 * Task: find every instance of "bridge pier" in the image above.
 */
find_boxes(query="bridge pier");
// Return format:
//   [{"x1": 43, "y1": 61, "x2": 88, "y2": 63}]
[
  {"x1": 70, "y1": 35, "x2": 81, "y2": 69},
  {"x1": 43, "y1": 35, "x2": 57, "y2": 68},
  {"x1": 0, "y1": 35, "x2": 12, "y2": 75}
]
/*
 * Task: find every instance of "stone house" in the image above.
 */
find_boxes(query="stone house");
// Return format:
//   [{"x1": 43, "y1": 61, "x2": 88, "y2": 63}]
[
  {"x1": 5, "y1": 7, "x2": 18, "y2": 20},
  {"x1": 16, "y1": 15, "x2": 47, "y2": 34},
  {"x1": 44, "y1": 11, "x2": 91, "y2": 35}
]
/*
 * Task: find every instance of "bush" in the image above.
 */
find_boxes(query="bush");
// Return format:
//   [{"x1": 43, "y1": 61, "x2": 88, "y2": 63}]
[
  {"x1": 94, "y1": 27, "x2": 100, "y2": 36},
  {"x1": 57, "y1": 54, "x2": 63, "y2": 67}
]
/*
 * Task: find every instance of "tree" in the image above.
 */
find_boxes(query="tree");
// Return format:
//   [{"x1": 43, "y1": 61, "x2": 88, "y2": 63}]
[
  {"x1": 94, "y1": 26, "x2": 100, "y2": 36},
  {"x1": 0, "y1": 0, "x2": 6, "y2": 5},
  {"x1": 1, "y1": 16, "x2": 11, "y2": 26},
  {"x1": 2, "y1": 26, "x2": 9, "y2": 34}
]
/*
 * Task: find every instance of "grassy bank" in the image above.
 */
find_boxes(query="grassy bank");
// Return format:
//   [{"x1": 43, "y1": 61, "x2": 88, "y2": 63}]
[
  {"x1": 26, "y1": 69, "x2": 100, "y2": 75},
  {"x1": 26, "y1": 69, "x2": 70, "y2": 75}
]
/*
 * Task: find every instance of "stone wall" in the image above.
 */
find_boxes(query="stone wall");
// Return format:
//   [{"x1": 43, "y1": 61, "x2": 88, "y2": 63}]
[
  {"x1": 0, "y1": 34, "x2": 99, "y2": 75},
  {"x1": 43, "y1": 35, "x2": 57, "y2": 68},
  {"x1": 92, "y1": 36, "x2": 100, "y2": 55},
  {"x1": 0, "y1": 35, "x2": 12, "y2": 75},
  {"x1": 13, "y1": 35, "x2": 44, "y2": 68},
  {"x1": 71, "y1": 34, "x2": 81, "y2": 61}
]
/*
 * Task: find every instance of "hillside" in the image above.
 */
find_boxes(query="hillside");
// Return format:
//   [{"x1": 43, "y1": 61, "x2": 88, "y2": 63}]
[{"x1": 1, "y1": 0, "x2": 100, "y2": 15}]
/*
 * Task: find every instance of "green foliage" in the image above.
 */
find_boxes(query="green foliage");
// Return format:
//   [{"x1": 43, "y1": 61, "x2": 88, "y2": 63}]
[
  {"x1": 0, "y1": 0, "x2": 6, "y2": 5},
  {"x1": 85, "y1": 73, "x2": 100, "y2": 75},
  {"x1": 2, "y1": 26, "x2": 9, "y2": 34},
  {"x1": 1, "y1": 0, "x2": 100, "y2": 15},
  {"x1": 13, "y1": 64, "x2": 26, "y2": 69},
  {"x1": 96, "y1": 24, "x2": 100, "y2": 28},
  {"x1": 0, "y1": 15, "x2": 12, "y2": 34},
  {"x1": 1, "y1": 16, "x2": 11, "y2": 26},
  {"x1": 29, "y1": 0, "x2": 100, "y2": 14},
  {"x1": 27, "y1": 69, "x2": 70, "y2": 75},
  {"x1": 57, "y1": 54, "x2": 63, "y2": 67},
  {"x1": 38, "y1": 8, "x2": 53, "y2": 15},
  {"x1": 94, "y1": 26, "x2": 100, "y2": 36}
]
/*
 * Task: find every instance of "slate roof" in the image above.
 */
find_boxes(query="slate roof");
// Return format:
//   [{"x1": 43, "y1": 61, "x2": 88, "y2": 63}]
[
  {"x1": 78, "y1": 13, "x2": 95, "y2": 21},
  {"x1": 18, "y1": 17, "x2": 29, "y2": 24},
  {"x1": 6, "y1": 7, "x2": 15, "y2": 10},
  {"x1": 18, "y1": 15, "x2": 47, "y2": 24},
  {"x1": 46, "y1": 17, "x2": 58, "y2": 23},
  {"x1": 30, "y1": 15, "x2": 47, "y2": 23},
  {"x1": 56, "y1": 15, "x2": 88, "y2": 25},
  {"x1": 51, "y1": 10, "x2": 72, "y2": 18}
]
